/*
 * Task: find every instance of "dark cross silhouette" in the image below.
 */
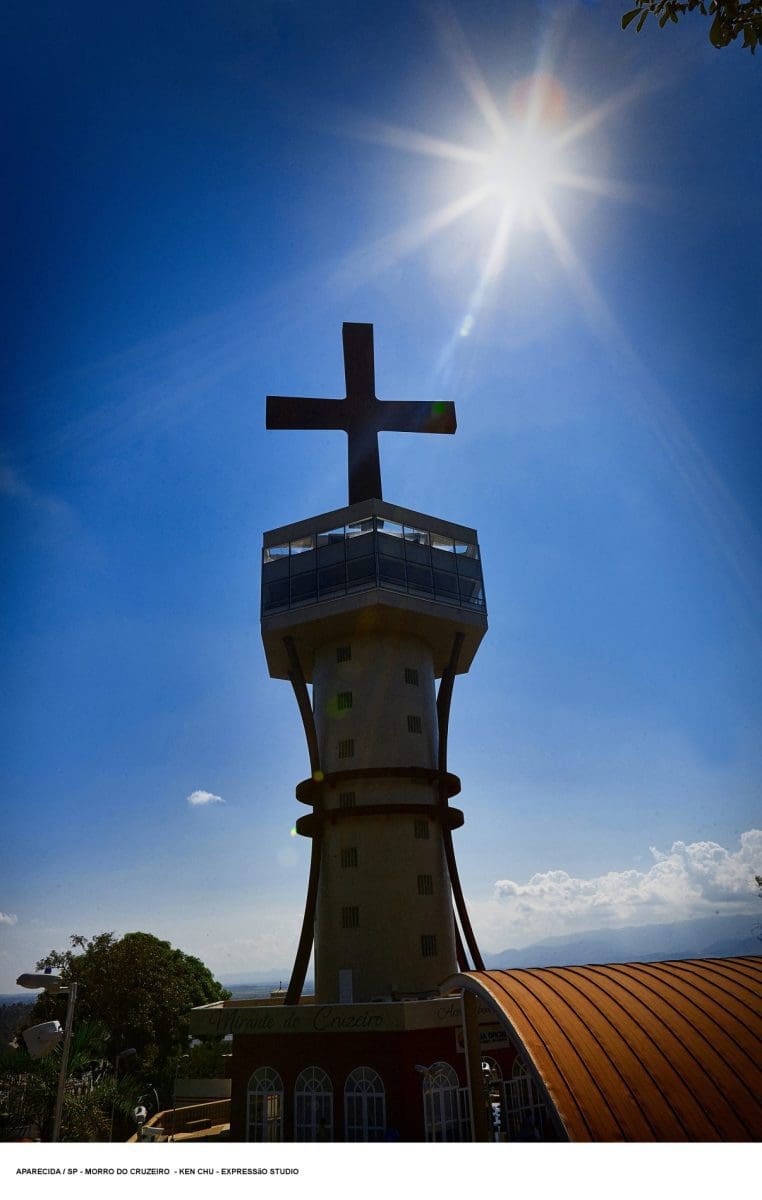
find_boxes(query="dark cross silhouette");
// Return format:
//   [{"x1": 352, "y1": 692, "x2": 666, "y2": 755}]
[{"x1": 266, "y1": 323, "x2": 456, "y2": 505}]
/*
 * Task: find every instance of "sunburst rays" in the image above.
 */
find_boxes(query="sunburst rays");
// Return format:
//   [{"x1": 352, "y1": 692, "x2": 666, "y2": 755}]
[
  {"x1": 331, "y1": 7, "x2": 666, "y2": 361},
  {"x1": 327, "y1": 9, "x2": 762, "y2": 635}
]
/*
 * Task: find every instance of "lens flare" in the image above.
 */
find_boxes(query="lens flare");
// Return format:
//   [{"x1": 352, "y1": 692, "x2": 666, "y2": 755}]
[{"x1": 509, "y1": 73, "x2": 568, "y2": 125}]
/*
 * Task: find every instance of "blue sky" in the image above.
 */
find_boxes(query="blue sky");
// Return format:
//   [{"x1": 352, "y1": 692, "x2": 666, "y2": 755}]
[{"x1": 2, "y1": 0, "x2": 760, "y2": 992}]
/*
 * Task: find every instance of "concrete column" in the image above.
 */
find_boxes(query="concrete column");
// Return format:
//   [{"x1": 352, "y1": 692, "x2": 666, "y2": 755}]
[
  {"x1": 312, "y1": 632, "x2": 457, "y2": 1002},
  {"x1": 462, "y1": 990, "x2": 491, "y2": 1143}
]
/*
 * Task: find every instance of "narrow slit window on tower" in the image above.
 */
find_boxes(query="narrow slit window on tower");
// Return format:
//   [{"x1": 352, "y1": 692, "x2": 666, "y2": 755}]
[
  {"x1": 414, "y1": 819, "x2": 430, "y2": 840},
  {"x1": 336, "y1": 645, "x2": 352, "y2": 663},
  {"x1": 339, "y1": 791, "x2": 356, "y2": 808},
  {"x1": 342, "y1": 906, "x2": 360, "y2": 929},
  {"x1": 407, "y1": 714, "x2": 422, "y2": 734},
  {"x1": 341, "y1": 847, "x2": 358, "y2": 869},
  {"x1": 421, "y1": 934, "x2": 438, "y2": 958},
  {"x1": 417, "y1": 874, "x2": 434, "y2": 896},
  {"x1": 336, "y1": 691, "x2": 353, "y2": 711},
  {"x1": 338, "y1": 738, "x2": 355, "y2": 759},
  {"x1": 405, "y1": 667, "x2": 419, "y2": 686}
]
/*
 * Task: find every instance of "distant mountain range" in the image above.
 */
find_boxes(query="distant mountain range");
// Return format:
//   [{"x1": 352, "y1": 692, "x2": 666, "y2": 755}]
[
  {"x1": 214, "y1": 914, "x2": 760, "y2": 989},
  {"x1": 482, "y1": 913, "x2": 760, "y2": 970},
  {"x1": 214, "y1": 914, "x2": 759, "y2": 987},
  {"x1": 4, "y1": 915, "x2": 756, "y2": 1004}
]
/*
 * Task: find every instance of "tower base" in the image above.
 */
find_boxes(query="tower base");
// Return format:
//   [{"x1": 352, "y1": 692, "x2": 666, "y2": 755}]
[{"x1": 190, "y1": 994, "x2": 517, "y2": 1142}]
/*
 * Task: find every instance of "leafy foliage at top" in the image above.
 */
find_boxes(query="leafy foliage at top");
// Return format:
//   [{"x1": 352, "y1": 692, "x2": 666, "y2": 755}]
[
  {"x1": 622, "y1": 1, "x2": 762, "y2": 51},
  {"x1": 29, "y1": 932, "x2": 230, "y2": 1102}
]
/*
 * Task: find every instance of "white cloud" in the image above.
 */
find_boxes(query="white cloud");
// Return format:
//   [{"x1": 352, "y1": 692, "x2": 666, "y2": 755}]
[
  {"x1": 0, "y1": 912, "x2": 18, "y2": 926},
  {"x1": 483, "y1": 829, "x2": 762, "y2": 946},
  {"x1": 187, "y1": 789, "x2": 225, "y2": 807}
]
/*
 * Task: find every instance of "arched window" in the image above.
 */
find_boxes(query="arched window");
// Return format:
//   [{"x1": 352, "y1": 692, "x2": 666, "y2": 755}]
[
  {"x1": 294, "y1": 1066, "x2": 333, "y2": 1142},
  {"x1": 502, "y1": 1057, "x2": 547, "y2": 1140},
  {"x1": 247, "y1": 1067, "x2": 283, "y2": 1142},
  {"x1": 421, "y1": 1061, "x2": 469, "y2": 1142},
  {"x1": 344, "y1": 1067, "x2": 386, "y2": 1142}
]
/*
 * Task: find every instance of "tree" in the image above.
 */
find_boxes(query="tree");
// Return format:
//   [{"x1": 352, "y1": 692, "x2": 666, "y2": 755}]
[
  {"x1": 26, "y1": 932, "x2": 230, "y2": 1104},
  {"x1": 0, "y1": 1002, "x2": 33, "y2": 1051},
  {"x1": 622, "y1": 1, "x2": 762, "y2": 51}
]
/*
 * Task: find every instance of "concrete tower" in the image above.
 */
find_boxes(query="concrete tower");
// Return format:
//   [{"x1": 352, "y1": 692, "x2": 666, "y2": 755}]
[{"x1": 262, "y1": 323, "x2": 487, "y2": 1006}]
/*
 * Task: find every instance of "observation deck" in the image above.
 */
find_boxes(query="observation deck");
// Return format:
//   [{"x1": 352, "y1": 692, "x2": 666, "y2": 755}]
[{"x1": 260, "y1": 498, "x2": 487, "y2": 681}]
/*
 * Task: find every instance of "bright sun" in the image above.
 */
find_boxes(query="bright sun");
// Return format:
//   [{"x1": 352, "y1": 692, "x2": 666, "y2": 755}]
[
  {"x1": 339, "y1": 29, "x2": 645, "y2": 357},
  {"x1": 481, "y1": 130, "x2": 561, "y2": 224},
  {"x1": 477, "y1": 71, "x2": 570, "y2": 224}
]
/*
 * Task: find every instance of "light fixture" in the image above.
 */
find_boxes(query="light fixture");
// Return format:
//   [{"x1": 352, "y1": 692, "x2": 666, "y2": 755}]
[
  {"x1": 22, "y1": 1021, "x2": 63, "y2": 1060},
  {"x1": 16, "y1": 973, "x2": 63, "y2": 993}
]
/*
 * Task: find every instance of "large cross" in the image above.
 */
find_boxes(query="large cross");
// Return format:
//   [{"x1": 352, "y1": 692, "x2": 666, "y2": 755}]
[{"x1": 266, "y1": 323, "x2": 456, "y2": 505}]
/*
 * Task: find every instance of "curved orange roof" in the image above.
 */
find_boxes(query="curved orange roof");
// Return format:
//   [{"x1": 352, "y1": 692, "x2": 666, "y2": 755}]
[{"x1": 447, "y1": 957, "x2": 762, "y2": 1141}]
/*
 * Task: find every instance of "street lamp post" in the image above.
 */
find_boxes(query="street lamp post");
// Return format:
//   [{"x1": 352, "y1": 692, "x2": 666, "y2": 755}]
[
  {"x1": 51, "y1": 981, "x2": 78, "y2": 1144},
  {"x1": 16, "y1": 971, "x2": 77, "y2": 1143}
]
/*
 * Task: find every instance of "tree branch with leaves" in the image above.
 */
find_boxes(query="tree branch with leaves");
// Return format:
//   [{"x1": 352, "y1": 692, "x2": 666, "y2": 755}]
[{"x1": 622, "y1": 1, "x2": 762, "y2": 51}]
